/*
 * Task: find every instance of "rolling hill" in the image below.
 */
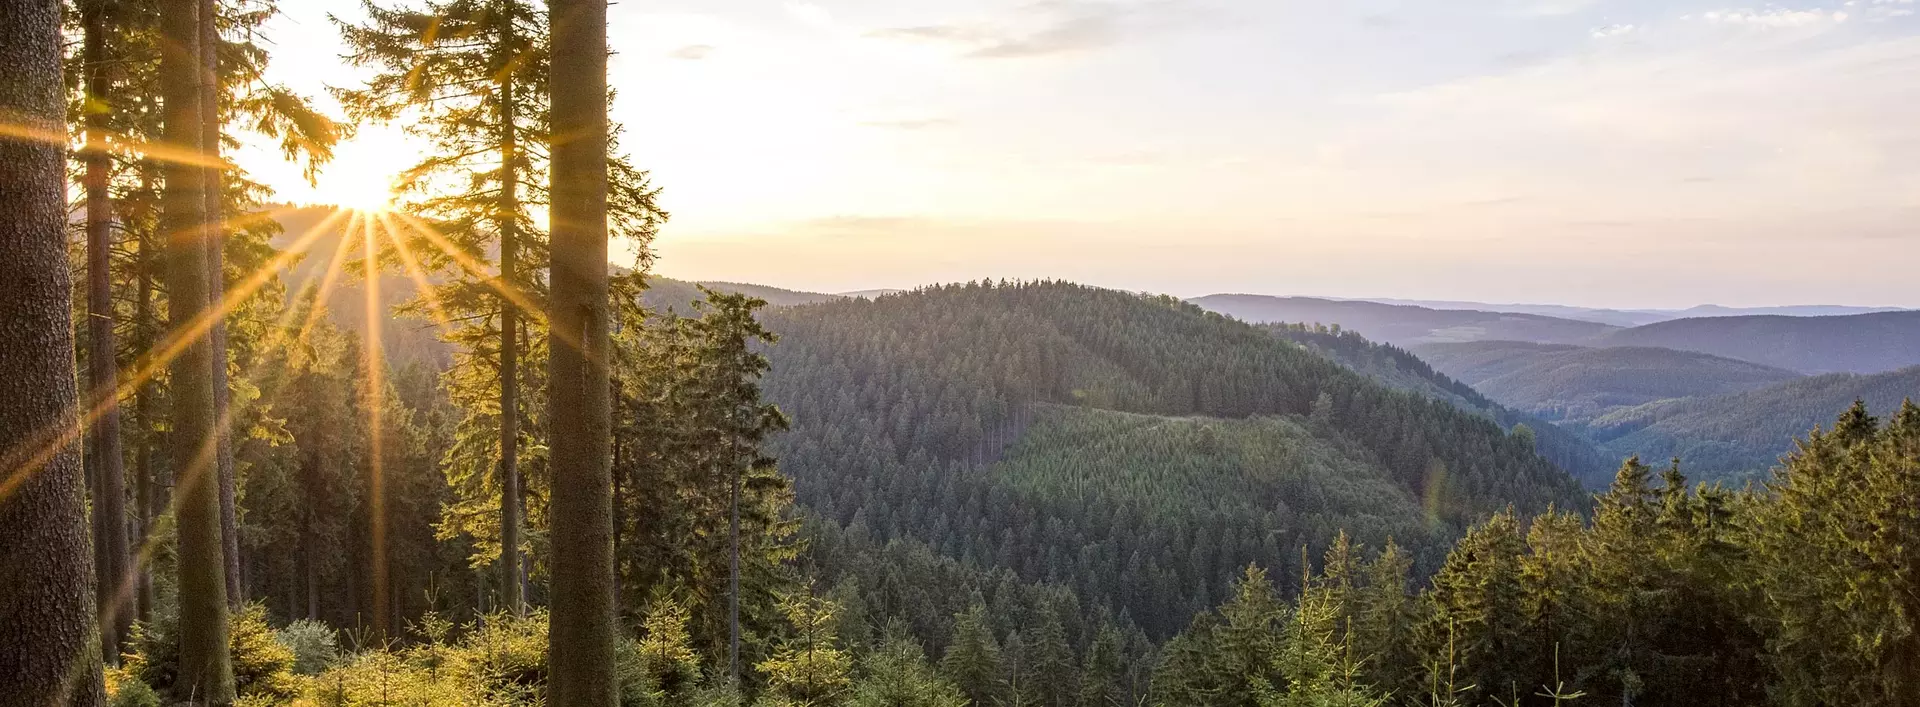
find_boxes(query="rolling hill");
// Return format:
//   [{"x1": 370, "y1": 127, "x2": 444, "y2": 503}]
[
  {"x1": 1266, "y1": 325, "x2": 1618, "y2": 487},
  {"x1": 759, "y1": 281, "x2": 1589, "y2": 636},
  {"x1": 1594, "y1": 311, "x2": 1920, "y2": 374},
  {"x1": 1590, "y1": 366, "x2": 1920, "y2": 479},
  {"x1": 1412, "y1": 341, "x2": 1804, "y2": 423},
  {"x1": 1188, "y1": 294, "x2": 1618, "y2": 346}
]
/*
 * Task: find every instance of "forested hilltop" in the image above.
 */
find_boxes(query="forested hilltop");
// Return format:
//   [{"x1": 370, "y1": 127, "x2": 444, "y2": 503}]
[{"x1": 756, "y1": 281, "x2": 1587, "y2": 640}]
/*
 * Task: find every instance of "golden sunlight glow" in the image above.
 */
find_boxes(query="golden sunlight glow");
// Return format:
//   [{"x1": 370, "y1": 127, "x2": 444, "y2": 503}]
[{"x1": 321, "y1": 175, "x2": 398, "y2": 213}]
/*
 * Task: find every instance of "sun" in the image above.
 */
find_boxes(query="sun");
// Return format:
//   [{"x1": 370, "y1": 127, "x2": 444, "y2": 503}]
[{"x1": 319, "y1": 175, "x2": 398, "y2": 213}]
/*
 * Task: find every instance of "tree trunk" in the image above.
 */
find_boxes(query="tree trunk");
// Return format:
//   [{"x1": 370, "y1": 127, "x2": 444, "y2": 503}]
[
  {"x1": 81, "y1": 0, "x2": 131, "y2": 666},
  {"x1": 497, "y1": 42, "x2": 525, "y2": 619},
  {"x1": 546, "y1": 0, "x2": 616, "y2": 704},
  {"x1": 134, "y1": 227, "x2": 156, "y2": 627},
  {"x1": 0, "y1": 2, "x2": 108, "y2": 704},
  {"x1": 134, "y1": 232, "x2": 156, "y2": 627},
  {"x1": 199, "y1": 0, "x2": 242, "y2": 609},
  {"x1": 162, "y1": 0, "x2": 236, "y2": 702}
]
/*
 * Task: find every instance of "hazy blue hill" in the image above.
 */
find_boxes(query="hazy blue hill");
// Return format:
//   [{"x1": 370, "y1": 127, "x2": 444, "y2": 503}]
[
  {"x1": 1413, "y1": 341, "x2": 1803, "y2": 423},
  {"x1": 1596, "y1": 311, "x2": 1920, "y2": 374},
  {"x1": 1189, "y1": 294, "x2": 1618, "y2": 346},
  {"x1": 1364, "y1": 298, "x2": 1674, "y2": 327},
  {"x1": 1592, "y1": 366, "x2": 1920, "y2": 479},
  {"x1": 1676, "y1": 304, "x2": 1910, "y2": 318}
]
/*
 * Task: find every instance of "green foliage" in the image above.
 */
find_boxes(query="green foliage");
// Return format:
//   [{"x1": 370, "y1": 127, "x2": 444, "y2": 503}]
[
  {"x1": 126, "y1": 604, "x2": 297, "y2": 702},
  {"x1": 105, "y1": 666, "x2": 161, "y2": 707},
  {"x1": 768, "y1": 282, "x2": 1587, "y2": 639},
  {"x1": 940, "y1": 598, "x2": 1004, "y2": 705},
  {"x1": 613, "y1": 283, "x2": 799, "y2": 661},
  {"x1": 275, "y1": 619, "x2": 338, "y2": 675},
  {"x1": 1270, "y1": 324, "x2": 1615, "y2": 486},
  {"x1": 636, "y1": 597, "x2": 704, "y2": 699},
  {"x1": 756, "y1": 592, "x2": 854, "y2": 706},
  {"x1": 1593, "y1": 367, "x2": 1920, "y2": 479},
  {"x1": 849, "y1": 628, "x2": 968, "y2": 707}
]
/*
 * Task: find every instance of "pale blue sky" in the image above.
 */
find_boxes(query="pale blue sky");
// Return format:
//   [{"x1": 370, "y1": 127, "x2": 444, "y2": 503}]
[{"x1": 244, "y1": 0, "x2": 1920, "y2": 308}]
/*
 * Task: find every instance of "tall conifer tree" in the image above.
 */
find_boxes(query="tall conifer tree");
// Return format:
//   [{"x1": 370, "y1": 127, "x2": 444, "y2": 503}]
[{"x1": 0, "y1": 0, "x2": 108, "y2": 702}]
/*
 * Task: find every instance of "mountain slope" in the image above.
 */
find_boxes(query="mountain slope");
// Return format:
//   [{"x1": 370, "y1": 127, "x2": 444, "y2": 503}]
[
  {"x1": 1596, "y1": 311, "x2": 1920, "y2": 374},
  {"x1": 1189, "y1": 294, "x2": 1618, "y2": 345},
  {"x1": 759, "y1": 281, "x2": 1588, "y2": 636},
  {"x1": 1413, "y1": 341, "x2": 1804, "y2": 423},
  {"x1": 1591, "y1": 366, "x2": 1920, "y2": 479},
  {"x1": 1266, "y1": 325, "x2": 1617, "y2": 487}
]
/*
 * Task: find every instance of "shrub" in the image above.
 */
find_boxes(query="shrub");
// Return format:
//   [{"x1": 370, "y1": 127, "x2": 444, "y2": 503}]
[
  {"x1": 104, "y1": 666, "x2": 160, "y2": 707},
  {"x1": 125, "y1": 603, "x2": 298, "y2": 702},
  {"x1": 276, "y1": 619, "x2": 340, "y2": 675}
]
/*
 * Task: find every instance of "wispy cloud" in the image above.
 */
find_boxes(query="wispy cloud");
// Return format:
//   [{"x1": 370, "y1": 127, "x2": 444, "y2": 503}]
[
  {"x1": 864, "y1": 2, "x2": 1144, "y2": 59},
  {"x1": 858, "y1": 118, "x2": 956, "y2": 130},
  {"x1": 667, "y1": 44, "x2": 715, "y2": 60},
  {"x1": 1696, "y1": 8, "x2": 1849, "y2": 27},
  {"x1": 1506, "y1": 0, "x2": 1602, "y2": 17},
  {"x1": 1591, "y1": 23, "x2": 1636, "y2": 38}
]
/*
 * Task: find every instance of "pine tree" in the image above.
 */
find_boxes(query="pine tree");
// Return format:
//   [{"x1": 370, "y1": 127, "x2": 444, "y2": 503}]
[
  {"x1": 1030, "y1": 607, "x2": 1079, "y2": 707},
  {"x1": 759, "y1": 591, "x2": 854, "y2": 705},
  {"x1": 76, "y1": 0, "x2": 132, "y2": 665},
  {"x1": 161, "y1": 0, "x2": 235, "y2": 700},
  {"x1": 0, "y1": 1, "x2": 108, "y2": 702},
  {"x1": 849, "y1": 626, "x2": 967, "y2": 707},
  {"x1": 941, "y1": 597, "x2": 1005, "y2": 705},
  {"x1": 546, "y1": 0, "x2": 616, "y2": 702}
]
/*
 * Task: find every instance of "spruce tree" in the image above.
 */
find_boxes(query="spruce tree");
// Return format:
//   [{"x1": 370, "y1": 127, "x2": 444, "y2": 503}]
[
  {"x1": 546, "y1": 0, "x2": 618, "y2": 703},
  {"x1": 77, "y1": 0, "x2": 132, "y2": 665},
  {"x1": 0, "y1": 1, "x2": 108, "y2": 702},
  {"x1": 941, "y1": 598, "x2": 1005, "y2": 705},
  {"x1": 161, "y1": 0, "x2": 235, "y2": 700}
]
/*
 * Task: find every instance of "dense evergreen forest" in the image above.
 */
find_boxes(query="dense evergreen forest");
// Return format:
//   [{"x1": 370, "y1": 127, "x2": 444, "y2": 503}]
[
  {"x1": 1264, "y1": 324, "x2": 1618, "y2": 488},
  {"x1": 4, "y1": 0, "x2": 1920, "y2": 706}
]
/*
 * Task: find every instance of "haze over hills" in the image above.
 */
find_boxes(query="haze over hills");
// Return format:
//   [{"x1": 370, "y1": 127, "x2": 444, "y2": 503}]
[
  {"x1": 1413, "y1": 341, "x2": 1805, "y2": 424},
  {"x1": 1592, "y1": 311, "x2": 1920, "y2": 374},
  {"x1": 1365, "y1": 298, "x2": 1908, "y2": 327},
  {"x1": 1187, "y1": 294, "x2": 1618, "y2": 346},
  {"x1": 1190, "y1": 290, "x2": 1920, "y2": 375}
]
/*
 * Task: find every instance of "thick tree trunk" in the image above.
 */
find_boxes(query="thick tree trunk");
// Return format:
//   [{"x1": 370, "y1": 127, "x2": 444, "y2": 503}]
[
  {"x1": 162, "y1": 0, "x2": 236, "y2": 702},
  {"x1": 81, "y1": 0, "x2": 132, "y2": 666},
  {"x1": 498, "y1": 49, "x2": 525, "y2": 619},
  {"x1": 199, "y1": 0, "x2": 242, "y2": 608},
  {"x1": 546, "y1": 0, "x2": 616, "y2": 704},
  {"x1": 0, "y1": 1, "x2": 108, "y2": 704}
]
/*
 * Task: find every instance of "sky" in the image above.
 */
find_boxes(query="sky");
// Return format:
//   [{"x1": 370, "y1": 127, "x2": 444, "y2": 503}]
[{"x1": 241, "y1": 0, "x2": 1920, "y2": 309}]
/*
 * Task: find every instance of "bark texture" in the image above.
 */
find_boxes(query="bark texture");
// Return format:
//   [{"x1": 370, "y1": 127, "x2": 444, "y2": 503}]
[
  {"x1": 81, "y1": 0, "x2": 132, "y2": 665},
  {"x1": 0, "y1": 1, "x2": 108, "y2": 703},
  {"x1": 200, "y1": 0, "x2": 242, "y2": 607},
  {"x1": 546, "y1": 0, "x2": 617, "y2": 704},
  {"x1": 162, "y1": 0, "x2": 236, "y2": 701}
]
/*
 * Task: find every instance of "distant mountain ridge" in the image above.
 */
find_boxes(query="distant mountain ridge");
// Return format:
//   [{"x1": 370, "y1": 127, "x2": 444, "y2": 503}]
[
  {"x1": 1191, "y1": 292, "x2": 1920, "y2": 375},
  {"x1": 1188, "y1": 294, "x2": 1618, "y2": 346},
  {"x1": 1594, "y1": 311, "x2": 1920, "y2": 374},
  {"x1": 1412, "y1": 341, "x2": 1804, "y2": 424}
]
